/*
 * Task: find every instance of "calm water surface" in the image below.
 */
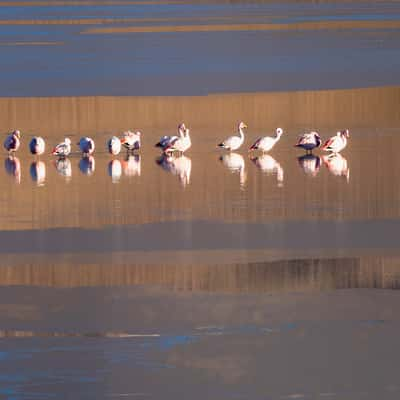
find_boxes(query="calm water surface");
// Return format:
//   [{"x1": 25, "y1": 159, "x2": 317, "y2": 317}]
[{"x1": 1, "y1": 1, "x2": 400, "y2": 399}]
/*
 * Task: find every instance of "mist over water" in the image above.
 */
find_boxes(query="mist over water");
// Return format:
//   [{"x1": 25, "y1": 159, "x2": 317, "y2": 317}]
[{"x1": 1, "y1": 1, "x2": 400, "y2": 399}]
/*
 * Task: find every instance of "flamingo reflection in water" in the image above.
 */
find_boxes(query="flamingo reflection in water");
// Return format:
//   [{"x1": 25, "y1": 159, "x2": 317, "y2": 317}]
[
  {"x1": 322, "y1": 153, "x2": 350, "y2": 182},
  {"x1": 250, "y1": 154, "x2": 284, "y2": 187},
  {"x1": 122, "y1": 154, "x2": 141, "y2": 177},
  {"x1": 220, "y1": 153, "x2": 246, "y2": 188},
  {"x1": 297, "y1": 154, "x2": 321, "y2": 178},
  {"x1": 157, "y1": 154, "x2": 192, "y2": 187},
  {"x1": 79, "y1": 156, "x2": 95, "y2": 176},
  {"x1": 30, "y1": 161, "x2": 46, "y2": 186},
  {"x1": 54, "y1": 157, "x2": 72, "y2": 182},
  {"x1": 5, "y1": 156, "x2": 21, "y2": 184},
  {"x1": 108, "y1": 159, "x2": 122, "y2": 183}
]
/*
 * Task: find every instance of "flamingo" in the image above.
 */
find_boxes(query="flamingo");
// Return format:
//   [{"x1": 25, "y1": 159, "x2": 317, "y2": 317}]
[
  {"x1": 249, "y1": 128, "x2": 283, "y2": 153},
  {"x1": 121, "y1": 130, "x2": 141, "y2": 152},
  {"x1": 250, "y1": 154, "x2": 284, "y2": 187},
  {"x1": 156, "y1": 154, "x2": 192, "y2": 187},
  {"x1": 297, "y1": 154, "x2": 321, "y2": 177},
  {"x1": 294, "y1": 131, "x2": 321, "y2": 153},
  {"x1": 78, "y1": 137, "x2": 95, "y2": 155},
  {"x1": 29, "y1": 136, "x2": 45, "y2": 156},
  {"x1": 52, "y1": 138, "x2": 71, "y2": 157},
  {"x1": 164, "y1": 127, "x2": 191, "y2": 155},
  {"x1": 322, "y1": 153, "x2": 350, "y2": 182},
  {"x1": 107, "y1": 136, "x2": 122, "y2": 155},
  {"x1": 4, "y1": 130, "x2": 21, "y2": 154},
  {"x1": 218, "y1": 122, "x2": 247, "y2": 151},
  {"x1": 108, "y1": 159, "x2": 122, "y2": 183},
  {"x1": 155, "y1": 123, "x2": 186, "y2": 151},
  {"x1": 220, "y1": 153, "x2": 247, "y2": 187},
  {"x1": 30, "y1": 161, "x2": 46, "y2": 186},
  {"x1": 322, "y1": 129, "x2": 350, "y2": 153}
]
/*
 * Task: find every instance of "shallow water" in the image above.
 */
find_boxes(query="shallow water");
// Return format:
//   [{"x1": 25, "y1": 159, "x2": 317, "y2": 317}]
[
  {"x1": 1, "y1": 1, "x2": 400, "y2": 399},
  {"x1": 0, "y1": 88, "x2": 400, "y2": 398}
]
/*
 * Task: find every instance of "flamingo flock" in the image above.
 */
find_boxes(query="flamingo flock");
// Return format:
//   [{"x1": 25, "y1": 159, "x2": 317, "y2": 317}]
[{"x1": 2, "y1": 123, "x2": 351, "y2": 185}]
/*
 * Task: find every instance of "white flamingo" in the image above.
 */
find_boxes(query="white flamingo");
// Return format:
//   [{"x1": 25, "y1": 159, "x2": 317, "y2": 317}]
[
  {"x1": 220, "y1": 152, "x2": 246, "y2": 187},
  {"x1": 164, "y1": 127, "x2": 191, "y2": 155},
  {"x1": 322, "y1": 153, "x2": 350, "y2": 182},
  {"x1": 250, "y1": 154, "x2": 284, "y2": 187},
  {"x1": 155, "y1": 123, "x2": 186, "y2": 151},
  {"x1": 108, "y1": 159, "x2": 122, "y2": 183},
  {"x1": 107, "y1": 136, "x2": 122, "y2": 155},
  {"x1": 297, "y1": 154, "x2": 321, "y2": 177},
  {"x1": 4, "y1": 130, "x2": 21, "y2": 154},
  {"x1": 52, "y1": 138, "x2": 71, "y2": 157},
  {"x1": 122, "y1": 154, "x2": 141, "y2": 177},
  {"x1": 157, "y1": 154, "x2": 192, "y2": 187},
  {"x1": 30, "y1": 161, "x2": 46, "y2": 186},
  {"x1": 322, "y1": 129, "x2": 350, "y2": 153},
  {"x1": 249, "y1": 128, "x2": 283, "y2": 153},
  {"x1": 218, "y1": 122, "x2": 247, "y2": 151},
  {"x1": 29, "y1": 136, "x2": 45, "y2": 156},
  {"x1": 294, "y1": 131, "x2": 321, "y2": 153},
  {"x1": 78, "y1": 137, "x2": 95, "y2": 155},
  {"x1": 121, "y1": 130, "x2": 141, "y2": 152}
]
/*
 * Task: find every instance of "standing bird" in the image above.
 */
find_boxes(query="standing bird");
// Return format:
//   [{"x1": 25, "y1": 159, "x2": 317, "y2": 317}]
[
  {"x1": 52, "y1": 138, "x2": 71, "y2": 157},
  {"x1": 155, "y1": 123, "x2": 186, "y2": 151},
  {"x1": 121, "y1": 130, "x2": 141, "y2": 152},
  {"x1": 249, "y1": 128, "x2": 283, "y2": 153},
  {"x1": 294, "y1": 131, "x2": 321, "y2": 153},
  {"x1": 218, "y1": 122, "x2": 247, "y2": 151},
  {"x1": 78, "y1": 137, "x2": 95, "y2": 155},
  {"x1": 322, "y1": 129, "x2": 350, "y2": 153},
  {"x1": 4, "y1": 130, "x2": 21, "y2": 154},
  {"x1": 107, "y1": 136, "x2": 122, "y2": 156},
  {"x1": 164, "y1": 127, "x2": 191, "y2": 155},
  {"x1": 29, "y1": 136, "x2": 45, "y2": 156}
]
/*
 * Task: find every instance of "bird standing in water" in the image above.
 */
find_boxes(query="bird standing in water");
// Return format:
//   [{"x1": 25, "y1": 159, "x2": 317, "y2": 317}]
[
  {"x1": 294, "y1": 131, "x2": 321, "y2": 153},
  {"x1": 322, "y1": 130, "x2": 350, "y2": 153},
  {"x1": 249, "y1": 128, "x2": 283, "y2": 153},
  {"x1": 218, "y1": 122, "x2": 247, "y2": 151},
  {"x1": 4, "y1": 130, "x2": 21, "y2": 154}
]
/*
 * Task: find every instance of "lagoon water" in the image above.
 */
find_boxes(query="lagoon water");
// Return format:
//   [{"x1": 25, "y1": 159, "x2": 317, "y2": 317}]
[{"x1": 1, "y1": 1, "x2": 400, "y2": 399}]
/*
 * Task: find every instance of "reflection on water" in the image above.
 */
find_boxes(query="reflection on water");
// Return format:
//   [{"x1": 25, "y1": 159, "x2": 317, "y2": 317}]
[
  {"x1": 122, "y1": 154, "x2": 141, "y2": 177},
  {"x1": 250, "y1": 154, "x2": 284, "y2": 187},
  {"x1": 0, "y1": 87, "x2": 399, "y2": 400},
  {"x1": 219, "y1": 153, "x2": 246, "y2": 188},
  {"x1": 79, "y1": 155, "x2": 96, "y2": 176},
  {"x1": 322, "y1": 153, "x2": 350, "y2": 182},
  {"x1": 4, "y1": 156, "x2": 21, "y2": 184},
  {"x1": 297, "y1": 154, "x2": 321, "y2": 178},
  {"x1": 29, "y1": 161, "x2": 46, "y2": 186},
  {"x1": 54, "y1": 157, "x2": 72, "y2": 181},
  {"x1": 108, "y1": 159, "x2": 122, "y2": 184},
  {"x1": 157, "y1": 154, "x2": 191, "y2": 187}
]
